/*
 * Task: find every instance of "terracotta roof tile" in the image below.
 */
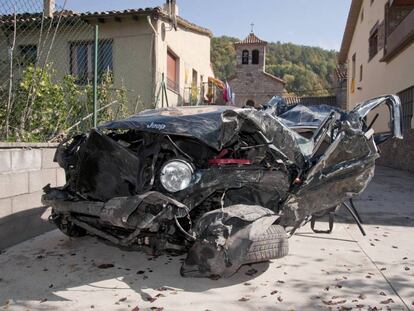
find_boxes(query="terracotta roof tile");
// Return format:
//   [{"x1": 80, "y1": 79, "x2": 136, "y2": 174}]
[
  {"x1": 0, "y1": 7, "x2": 213, "y2": 37},
  {"x1": 235, "y1": 33, "x2": 267, "y2": 45}
]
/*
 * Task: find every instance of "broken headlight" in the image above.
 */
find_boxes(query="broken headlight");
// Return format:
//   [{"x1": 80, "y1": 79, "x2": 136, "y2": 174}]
[{"x1": 160, "y1": 159, "x2": 194, "y2": 193}]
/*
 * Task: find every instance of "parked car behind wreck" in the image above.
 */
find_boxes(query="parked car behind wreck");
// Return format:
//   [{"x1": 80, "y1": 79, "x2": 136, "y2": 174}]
[{"x1": 42, "y1": 95, "x2": 402, "y2": 278}]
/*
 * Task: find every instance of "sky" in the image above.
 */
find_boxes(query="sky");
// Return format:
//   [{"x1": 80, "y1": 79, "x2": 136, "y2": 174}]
[{"x1": 56, "y1": 0, "x2": 352, "y2": 51}]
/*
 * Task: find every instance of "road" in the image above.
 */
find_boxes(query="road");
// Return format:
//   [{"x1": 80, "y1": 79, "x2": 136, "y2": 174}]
[{"x1": 1, "y1": 166, "x2": 413, "y2": 310}]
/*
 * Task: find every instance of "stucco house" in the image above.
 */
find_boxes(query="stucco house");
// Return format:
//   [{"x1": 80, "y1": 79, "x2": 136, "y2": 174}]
[
  {"x1": 0, "y1": 1, "x2": 214, "y2": 110},
  {"x1": 338, "y1": 0, "x2": 414, "y2": 171},
  {"x1": 228, "y1": 32, "x2": 285, "y2": 107}
]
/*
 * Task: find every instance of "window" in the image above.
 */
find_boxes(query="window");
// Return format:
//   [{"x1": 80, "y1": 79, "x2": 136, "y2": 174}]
[
  {"x1": 369, "y1": 27, "x2": 379, "y2": 60},
  {"x1": 242, "y1": 50, "x2": 249, "y2": 64},
  {"x1": 359, "y1": 64, "x2": 363, "y2": 82},
  {"x1": 19, "y1": 45, "x2": 37, "y2": 65},
  {"x1": 398, "y1": 85, "x2": 414, "y2": 131},
  {"x1": 252, "y1": 49, "x2": 259, "y2": 64},
  {"x1": 167, "y1": 49, "x2": 179, "y2": 92},
  {"x1": 70, "y1": 39, "x2": 113, "y2": 84},
  {"x1": 351, "y1": 53, "x2": 356, "y2": 93},
  {"x1": 192, "y1": 69, "x2": 198, "y2": 86}
]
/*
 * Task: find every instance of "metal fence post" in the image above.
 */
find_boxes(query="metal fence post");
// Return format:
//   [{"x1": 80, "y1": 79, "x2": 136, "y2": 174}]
[{"x1": 93, "y1": 24, "x2": 99, "y2": 127}]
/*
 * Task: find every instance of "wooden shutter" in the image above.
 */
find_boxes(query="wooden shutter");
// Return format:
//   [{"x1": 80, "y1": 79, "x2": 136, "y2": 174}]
[{"x1": 167, "y1": 51, "x2": 177, "y2": 90}]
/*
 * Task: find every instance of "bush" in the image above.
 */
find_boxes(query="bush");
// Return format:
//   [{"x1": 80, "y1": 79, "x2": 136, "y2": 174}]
[{"x1": 0, "y1": 65, "x2": 129, "y2": 142}]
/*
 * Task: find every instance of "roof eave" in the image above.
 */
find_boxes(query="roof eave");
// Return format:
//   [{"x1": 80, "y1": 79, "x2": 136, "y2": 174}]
[{"x1": 338, "y1": 0, "x2": 363, "y2": 64}]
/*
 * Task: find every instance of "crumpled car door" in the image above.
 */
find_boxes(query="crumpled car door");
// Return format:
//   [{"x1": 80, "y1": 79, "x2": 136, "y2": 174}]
[{"x1": 279, "y1": 95, "x2": 403, "y2": 227}]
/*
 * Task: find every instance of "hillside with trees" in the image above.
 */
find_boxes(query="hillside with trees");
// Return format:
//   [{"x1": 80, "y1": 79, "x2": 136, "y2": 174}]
[{"x1": 211, "y1": 36, "x2": 338, "y2": 96}]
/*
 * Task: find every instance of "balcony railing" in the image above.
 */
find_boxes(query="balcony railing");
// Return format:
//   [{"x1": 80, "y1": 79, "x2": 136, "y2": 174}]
[
  {"x1": 382, "y1": 7, "x2": 414, "y2": 61},
  {"x1": 167, "y1": 78, "x2": 179, "y2": 93}
]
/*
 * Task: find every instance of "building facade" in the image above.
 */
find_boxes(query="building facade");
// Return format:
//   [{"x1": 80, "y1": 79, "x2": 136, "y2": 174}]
[
  {"x1": 0, "y1": 2, "x2": 214, "y2": 111},
  {"x1": 339, "y1": 0, "x2": 414, "y2": 172},
  {"x1": 229, "y1": 32, "x2": 285, "y2": 107}
]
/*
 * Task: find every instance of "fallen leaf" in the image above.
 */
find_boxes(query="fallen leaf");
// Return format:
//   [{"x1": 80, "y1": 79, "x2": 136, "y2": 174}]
[
  {"x1": 119, "y1": 297, "x2": 127, "y2": 302},
  {"x1": 339, "y1": 307, "x2": 353, "y2": 311},
  {"x1": 136, "y1": 270, "x2": 145, "y2": 274},
  {"x1": 322, "y1": 299, "x2": 346, "y2": 305},
  {"x1": 404, "y1": 267, "x2": 410, "y2": 271},
  {"x1": 392, "y1": 245, "x2": 398, "y2": 249},
  {"x1": 379, "y1": 291, "x2": 386, "y2": 296},
  {"x1": 150, "y1": 308, "x2": 163, "y2": 311},
  {"x1": 271, "y1": 290, "x2": 279, "y2": 295},
  {"x1": 380, "y1": 268, "x2": 386, "y2": 271},
  {"x1": 277, "y1": 280, "x2": 285, "y2": 284},
  {"x1": 238, "y1": 297, "x2": 249, "y2": 302},
  {"x1": 155, "y1": 294, "x2": 165, "y2": 298},
  {"x1": 40, "y1": 298, "x2": 48, "y2": 303},
  {"x1": 243, "y1": 282, "x2": 251, "y2": 286},
  {"x1": 131, "y1": 307, "x2": 139, "y2": 311},
  {"x1": 380, "y1": 298, "x2": 394, "y2": 304},
  {"x1": 277, "y1": 296, "x2": 283, "y2": 302},
  {"x1": 358, "y1": 294, "x2": 366, "y2": 300}
]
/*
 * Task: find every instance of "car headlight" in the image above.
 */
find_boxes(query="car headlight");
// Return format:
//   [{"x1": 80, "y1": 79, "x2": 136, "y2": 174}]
[{"x1": 160, "y1": 159, "x2": 194, "y2": 193}]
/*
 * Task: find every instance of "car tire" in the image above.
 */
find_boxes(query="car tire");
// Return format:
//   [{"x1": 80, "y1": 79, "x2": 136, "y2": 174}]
[{"x1": 244, "y1": 224, "x2": 289, "y2": 264}]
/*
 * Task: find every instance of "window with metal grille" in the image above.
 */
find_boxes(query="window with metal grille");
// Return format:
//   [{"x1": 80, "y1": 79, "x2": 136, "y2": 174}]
[
  {"x1": 397, "y1": 86, "x2": 414, "y2": 132},
  {"x1": 369, "y1": 28, "x2": 379, "y2": 60},
  {"x1": 70, "y1": 39, "x2": 113, "y2": 84},
  {"x1": 19, "y1": 45, "x2": 37, "y2": 66}
]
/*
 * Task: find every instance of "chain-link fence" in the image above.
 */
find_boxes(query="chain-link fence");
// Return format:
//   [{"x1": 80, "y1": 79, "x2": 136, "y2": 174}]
[{"x1": 0, "y1": 0, "x2": 129, "y2": 142}]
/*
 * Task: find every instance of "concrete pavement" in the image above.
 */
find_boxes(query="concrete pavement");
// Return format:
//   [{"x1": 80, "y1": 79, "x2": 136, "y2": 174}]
[{"x1": 0, "y1": 166, "x2": 413, "y2": 311}]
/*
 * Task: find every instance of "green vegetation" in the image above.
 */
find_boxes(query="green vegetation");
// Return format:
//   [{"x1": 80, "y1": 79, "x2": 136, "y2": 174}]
[
  {"x1": 0, "y1": 65, "x2": 129, "y2": 142},
  {"x1": 211, "y1": 36, "x2": 338, "y2": 96}
]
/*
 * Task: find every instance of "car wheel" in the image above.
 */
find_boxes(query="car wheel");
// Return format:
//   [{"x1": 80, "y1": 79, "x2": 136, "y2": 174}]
[
  {"x1": 244, "y1": 224, "x2": 289, "y2": 264},
  {"x1": 52, "y1": 213, "x2": 86, "y2": 238}
]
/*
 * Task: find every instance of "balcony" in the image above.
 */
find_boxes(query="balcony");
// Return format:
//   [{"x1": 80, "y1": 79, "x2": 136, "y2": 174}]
[{"x1": 382, "y1": 5, "x2": 414, "y2": 61}]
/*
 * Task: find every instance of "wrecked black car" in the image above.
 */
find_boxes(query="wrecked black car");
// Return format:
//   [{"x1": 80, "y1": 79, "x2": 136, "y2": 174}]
[{"x1": 42, "y1": 95, "x2": 402, "y2": 278}]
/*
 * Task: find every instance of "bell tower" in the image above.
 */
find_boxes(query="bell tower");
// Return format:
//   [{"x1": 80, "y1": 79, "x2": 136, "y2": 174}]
[
  {"x1": 229, "y1": 30, "x2": 285, "y2": 108},
  {"x1": 234, "y1": 31, "x2": 267, "y2": 71}
]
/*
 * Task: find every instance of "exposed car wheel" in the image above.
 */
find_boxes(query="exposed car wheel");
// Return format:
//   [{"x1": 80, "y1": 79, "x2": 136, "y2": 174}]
[
  {"x1": 52, "y1": 213, "x2": 86, "y2": 238},
  {"x1": 244, "y1": 224, "x2": 289, "y2": 264}
]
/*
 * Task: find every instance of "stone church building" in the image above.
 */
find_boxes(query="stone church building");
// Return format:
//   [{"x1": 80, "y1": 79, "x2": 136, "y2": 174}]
[{"x1": 229, "y1": 32, "x2": 285, "y2": 107}]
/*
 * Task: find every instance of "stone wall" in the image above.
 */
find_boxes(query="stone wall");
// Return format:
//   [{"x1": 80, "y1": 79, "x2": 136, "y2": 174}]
[
  {"x1": 0, "y1": 143, "x2": 64, "y2": 250},
  {"x1": 230, "y1": 72, "x2": 285, "y2": 107},
  {"x1": 376, "y1": 129, "x2": 414, "y2": 173}
]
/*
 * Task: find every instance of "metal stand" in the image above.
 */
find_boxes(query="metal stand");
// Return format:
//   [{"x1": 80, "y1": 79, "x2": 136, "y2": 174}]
[
  {"x1": 311, "y1": 199, "x2": 366, "y2": 236},
  {"x1": 155, "y1": 73, "x2": 169, "y2": 108}
]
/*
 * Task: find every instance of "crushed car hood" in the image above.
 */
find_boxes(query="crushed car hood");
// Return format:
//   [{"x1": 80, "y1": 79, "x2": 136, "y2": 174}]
[{"x1": 100, "y1": 105, "x2": 308, "y2": 167}]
